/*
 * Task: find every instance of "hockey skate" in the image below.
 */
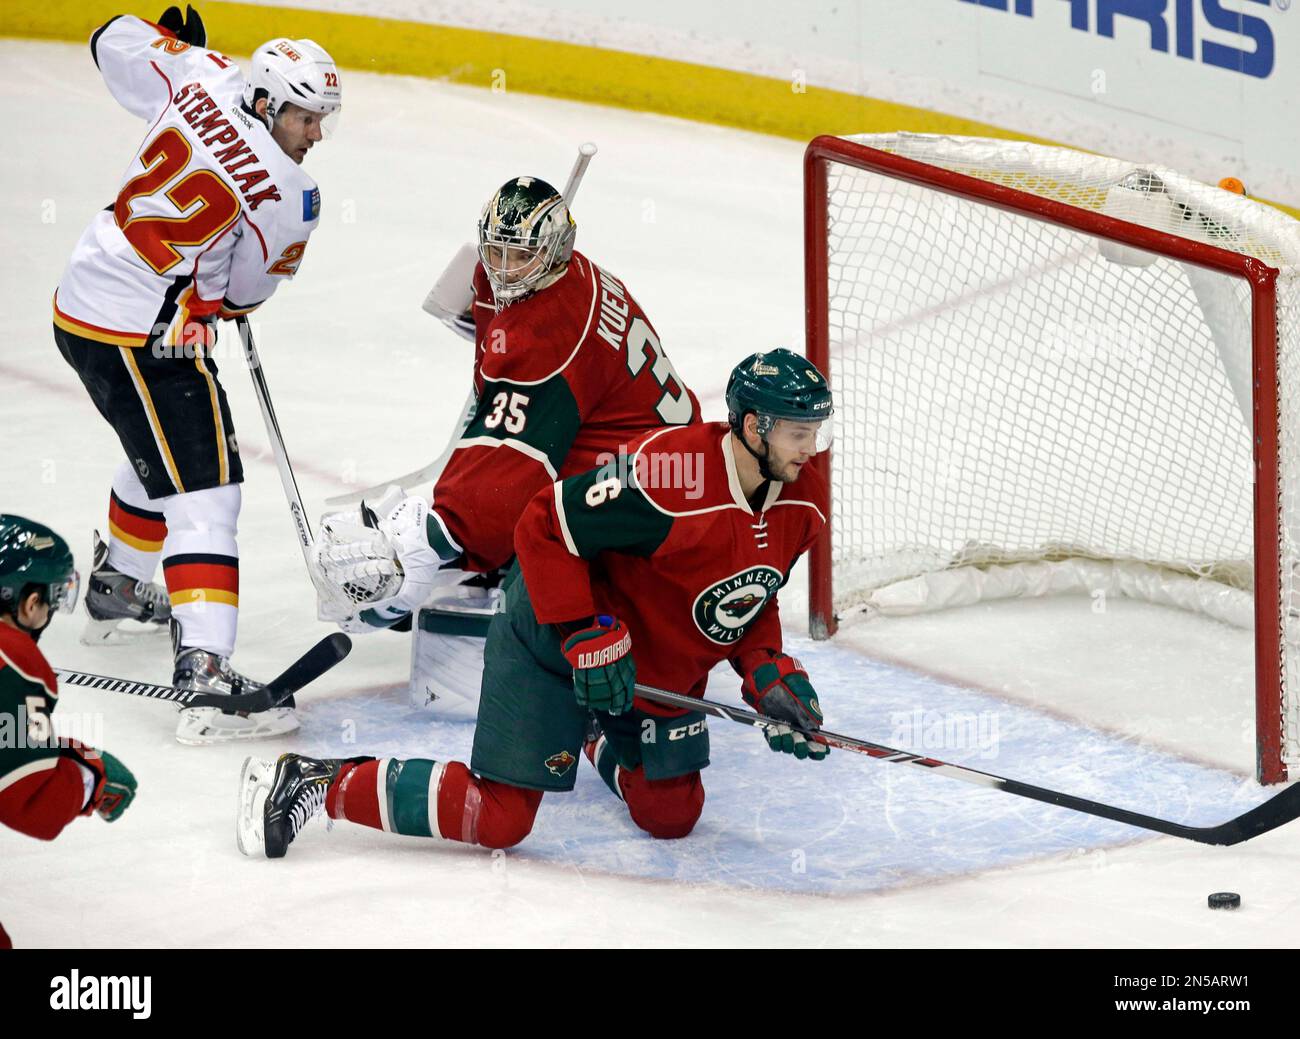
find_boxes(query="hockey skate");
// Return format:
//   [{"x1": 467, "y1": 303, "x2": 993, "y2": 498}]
[
  {"x1": 237, "y1": 753, "x2": 368, "y2": 858},
  {"x1": 81, "y1": 530, "x2": 171, "y2": 645},
  {"x1": 172, "y1": 620, "x2": 300, "y2": 745}
]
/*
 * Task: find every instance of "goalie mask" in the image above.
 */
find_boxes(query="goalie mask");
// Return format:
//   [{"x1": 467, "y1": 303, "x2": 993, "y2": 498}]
[
  {"x1": 244, "y1": 37, "x2": 342, "y2": 137},
  {"x1": 478, "y1": 177, "x2": 576, "y2": 308}
]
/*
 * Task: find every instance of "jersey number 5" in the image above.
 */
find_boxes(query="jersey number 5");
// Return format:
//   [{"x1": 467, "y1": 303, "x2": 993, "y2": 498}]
[{"x1": 114, "y1": 127, "x2": 242, "y2": 275}]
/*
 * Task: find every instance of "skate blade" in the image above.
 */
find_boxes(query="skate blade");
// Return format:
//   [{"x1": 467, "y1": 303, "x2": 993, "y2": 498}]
[
  {"x1": 80, "y1": 615, "x2": 169, "y2": 647},
  {"x1": 236, "y1": 756, "x2": 275, "y2": 857},
  {"x1": 176, "y1": 706, "x2": 300, "y2": 746}
]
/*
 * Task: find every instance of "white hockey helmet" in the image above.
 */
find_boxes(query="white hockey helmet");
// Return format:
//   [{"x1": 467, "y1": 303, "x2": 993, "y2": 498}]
[{"x1": 243, "y1": 38, "x2": 342, "y2": 135}]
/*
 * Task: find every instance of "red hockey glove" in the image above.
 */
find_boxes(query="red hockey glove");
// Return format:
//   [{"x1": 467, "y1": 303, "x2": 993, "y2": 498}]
[
  {"x1": 740, "y1": 653, "x2": 828, "y2": 761},
  {"x1": 562, "y1": 615, "x2": 635, "y2": 715}
]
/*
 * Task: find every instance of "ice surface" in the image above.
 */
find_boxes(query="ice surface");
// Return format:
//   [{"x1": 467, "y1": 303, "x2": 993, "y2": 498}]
[{"x1": 3, "y1": 40, "x2": 1297, "y2": 948}]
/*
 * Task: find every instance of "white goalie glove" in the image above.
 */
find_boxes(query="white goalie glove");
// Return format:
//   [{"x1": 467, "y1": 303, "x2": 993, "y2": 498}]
[{"x1": 313, "y1": 486, "x2": 457, "y2": 632}]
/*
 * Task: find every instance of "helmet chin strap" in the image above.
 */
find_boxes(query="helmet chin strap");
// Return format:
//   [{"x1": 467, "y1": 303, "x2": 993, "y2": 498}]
[
  {"x1": 739, "y1": 430, "x2": 778, "y2": 482},
  {"x1": 9, "y1": 604, "x2": 52, "y2": 644}
]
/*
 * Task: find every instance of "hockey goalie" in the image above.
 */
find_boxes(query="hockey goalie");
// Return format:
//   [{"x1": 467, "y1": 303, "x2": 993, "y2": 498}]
[{"x1": 312, "y1": 175, "x2": 702, "y2": 716}]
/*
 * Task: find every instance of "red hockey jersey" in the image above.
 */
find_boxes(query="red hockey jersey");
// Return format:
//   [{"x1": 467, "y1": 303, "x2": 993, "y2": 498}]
[
  {"x1": 515, "y1": 421, "x2": 828, "y2": 709},
  {"x1": 0, "y1": 625, "x2": 93, "y2": 840},
  {"x1": 431, "y1": 251, "x2": 701, "y2": 570}
]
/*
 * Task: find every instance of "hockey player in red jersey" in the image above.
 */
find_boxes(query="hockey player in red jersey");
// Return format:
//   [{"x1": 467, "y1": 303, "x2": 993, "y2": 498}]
[
  {"x1": 310, "y1": 176, "x2": 701, "y2": 713},
  {"x1": 0, "y1": 517, "x2": 138, "y2": 946},
  {"x1": 238, "y1": 350, "x2": 831, "y2": 858},
  {"x1": 53, "y1": 7, "x2": 342, "y2": 743}
]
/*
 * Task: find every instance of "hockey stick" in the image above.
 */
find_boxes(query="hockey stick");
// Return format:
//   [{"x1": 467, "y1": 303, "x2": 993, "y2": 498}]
[
  {"x1": 633, "y1": 683, "x2": 1300, "y2": 847},
  {"x1": 562, "y1": 141, "x2": 598, "y2": 203},
  {"x1": 55, "y1": 633, "x2": 351, "y2": 712},
  {"x1": 237, "y1": 316, "x2": 315, "y2": 566},
  {"x1": 323, "y1": 142, "x2": 600, "y2": 508},
  {"x1": 323, "y1": 391, "x2": 475, "y2": 507}
]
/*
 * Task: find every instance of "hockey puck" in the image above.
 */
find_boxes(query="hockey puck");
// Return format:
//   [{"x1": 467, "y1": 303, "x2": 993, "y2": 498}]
[{"x1": 1207, "y1": 892, "x2": 1241, "y2": 910}]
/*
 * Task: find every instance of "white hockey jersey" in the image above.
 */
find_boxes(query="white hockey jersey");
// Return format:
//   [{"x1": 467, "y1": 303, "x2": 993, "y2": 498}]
[{"x1": 54, "y1": 16, "x2": 321, "y2": 347}]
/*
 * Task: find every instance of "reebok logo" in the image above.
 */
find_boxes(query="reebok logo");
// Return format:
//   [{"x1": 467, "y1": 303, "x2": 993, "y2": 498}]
[{"x1": 50, "y1": 970, "x2": 151, "y2": 1019}]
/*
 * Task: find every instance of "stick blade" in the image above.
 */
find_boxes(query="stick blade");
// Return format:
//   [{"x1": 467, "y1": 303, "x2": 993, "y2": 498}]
[
  {"x1": 262, "y1": 633, "x2": 352, "y2": 709},
  {"x1": 1201, "y1": 782, "x2": 1300, "y2": 846}
]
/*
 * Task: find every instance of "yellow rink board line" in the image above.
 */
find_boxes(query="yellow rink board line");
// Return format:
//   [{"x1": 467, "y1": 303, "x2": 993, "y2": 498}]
[{"x1": 6, "y1": 0, "x2": 1297, "y2": 220}]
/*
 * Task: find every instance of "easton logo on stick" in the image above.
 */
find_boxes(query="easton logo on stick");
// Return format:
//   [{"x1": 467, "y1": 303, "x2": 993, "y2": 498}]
[{"x1": 692, "y1": 566, "x2": 783, "y2": 645}]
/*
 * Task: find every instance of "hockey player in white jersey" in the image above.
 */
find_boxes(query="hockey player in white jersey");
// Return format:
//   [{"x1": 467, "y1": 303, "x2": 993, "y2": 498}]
[{"x1": 54, "y1": 6, "x2": 341, "y2": 743}]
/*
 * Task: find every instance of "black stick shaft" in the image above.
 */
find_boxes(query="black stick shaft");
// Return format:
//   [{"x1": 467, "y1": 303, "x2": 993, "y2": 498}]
[{"x1": 633, "y1": 683, "x2": 1300, "y2": 847}]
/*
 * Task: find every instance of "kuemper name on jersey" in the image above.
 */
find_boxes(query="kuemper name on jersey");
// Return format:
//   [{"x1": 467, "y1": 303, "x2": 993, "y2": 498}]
[
  {"x1": 173, "y1": 84, "x2": 282, "y2": 209},
  {"x1": 692, "y1": 566, "x2": 784, "y2": 644},
  {"x1": 594, "y1": 265, "x2": 631, "y2": 350}
]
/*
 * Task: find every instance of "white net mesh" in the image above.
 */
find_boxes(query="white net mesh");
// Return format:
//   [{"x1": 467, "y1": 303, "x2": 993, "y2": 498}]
[{"x1": 818, "y1": 133, "x2": 1300, "y2": 774}]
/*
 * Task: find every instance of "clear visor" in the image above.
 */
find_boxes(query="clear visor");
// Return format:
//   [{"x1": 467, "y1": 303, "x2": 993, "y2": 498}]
[
  {"x1": 275, "y1": 104, "x2": 340, "y2": 140},
  {"x1": 763, "y1": 417, "x2": 833, "y2": 455},
  {"x1": 48, "y1": 569, "x2": 80, "y2": 614}
]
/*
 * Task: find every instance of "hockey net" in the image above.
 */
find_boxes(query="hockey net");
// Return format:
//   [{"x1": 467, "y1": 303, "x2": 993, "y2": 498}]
[{"x1": 804, "y1": 133, "x2": 1300, "y2": 783}]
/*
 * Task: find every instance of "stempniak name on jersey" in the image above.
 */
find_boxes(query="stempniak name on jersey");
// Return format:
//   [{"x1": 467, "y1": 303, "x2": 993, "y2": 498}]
[
  {"x1": 172, "y1": 84, "x2": 282, "y2": 210},
  {"x1": 692, "y1": 566, "x2": 784, "y2": 645}
]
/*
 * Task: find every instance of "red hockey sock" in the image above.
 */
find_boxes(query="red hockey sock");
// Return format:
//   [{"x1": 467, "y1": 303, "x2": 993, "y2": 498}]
[
  {"x1": 327, "y1": 758, "x2": 543, "y2": 849},
  {"x1": 619, "y1": 767, "x2": 705, "y2": 840}
]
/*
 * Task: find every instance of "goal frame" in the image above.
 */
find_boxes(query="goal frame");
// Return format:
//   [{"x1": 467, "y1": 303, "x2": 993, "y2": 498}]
[{"x1": 802, "y1": 134, "x2": 1286, "y2": 784}]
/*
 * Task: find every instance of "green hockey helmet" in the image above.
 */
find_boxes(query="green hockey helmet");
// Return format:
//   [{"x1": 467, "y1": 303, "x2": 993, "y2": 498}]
[
  {"x1": 726, "y1": 349, "x2": 834, "y2": 455},
  {"x1": 0, "y1": 515, "x2": 79, "y2": 619},
  {"x1": 478, "y1": 176, "x2": 576, "y2": 307}
]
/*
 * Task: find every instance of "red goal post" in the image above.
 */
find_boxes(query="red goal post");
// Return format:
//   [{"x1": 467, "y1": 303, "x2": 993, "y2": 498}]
[{"x1": 803, "y1": 133, "x2": 1298, "y2": 784}]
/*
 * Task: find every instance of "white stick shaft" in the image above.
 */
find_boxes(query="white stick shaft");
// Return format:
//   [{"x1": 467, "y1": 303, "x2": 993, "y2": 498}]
[
  {"x1": 562, "y1": 142, "x2": 598, "y2": 204},
  {"x1": 238, "y1": 317, "x2": 314, "y2": 564}
]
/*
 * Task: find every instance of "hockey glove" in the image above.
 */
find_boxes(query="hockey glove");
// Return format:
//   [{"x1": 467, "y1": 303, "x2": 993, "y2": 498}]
[
  {"x1": 740, "y1": 653, "x2": 828, "y2": 761},
  {"x1": 158, "y1": 5, "x2": 206, "y2": 46},
  {"x1": 68, "y1": 744, "x2": 138, "y2": 821},
  {"x1": 562, "y1": 615, "x2": 635, "y2": 715},
  {"x1": 314, "y1": 487, "x2": 457, "y2": 631}
]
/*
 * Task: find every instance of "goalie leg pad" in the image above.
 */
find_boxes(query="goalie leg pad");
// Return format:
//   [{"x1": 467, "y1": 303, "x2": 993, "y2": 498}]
[{"x1": 409, "y1": 575, "x2": 501, "y2": 717}]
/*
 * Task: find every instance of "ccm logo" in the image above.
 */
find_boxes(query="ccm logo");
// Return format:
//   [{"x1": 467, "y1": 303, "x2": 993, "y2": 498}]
[{"x1": 962, "y1": 0, "x2": 1275, "y2": 79}]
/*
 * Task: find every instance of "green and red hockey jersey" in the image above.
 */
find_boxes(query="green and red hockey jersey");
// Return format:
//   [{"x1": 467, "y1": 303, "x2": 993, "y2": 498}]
[
  {"x1": 515, "y1": 421, "x2": 828, "y2": 709},
  {"x1": 0, "y1": 625, "x2": 94, "y2": 840},
  {"x1": 430, "y1": 251, "x2": 701, "y2": 571}
]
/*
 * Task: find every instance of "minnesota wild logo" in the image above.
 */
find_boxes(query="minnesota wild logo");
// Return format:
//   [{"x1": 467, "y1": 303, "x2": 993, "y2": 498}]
[
  {"x1": 544, "y1": 750, "x2": 576, "y2": 777},
  {"x1": 692, "y1": 566, "x2": 783, "y2": 645}
]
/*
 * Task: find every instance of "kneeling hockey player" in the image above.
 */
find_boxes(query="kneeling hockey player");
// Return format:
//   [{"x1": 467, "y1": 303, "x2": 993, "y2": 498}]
[{"x1": 240, "y1": 349, "x2": 831, "y2": 857}]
